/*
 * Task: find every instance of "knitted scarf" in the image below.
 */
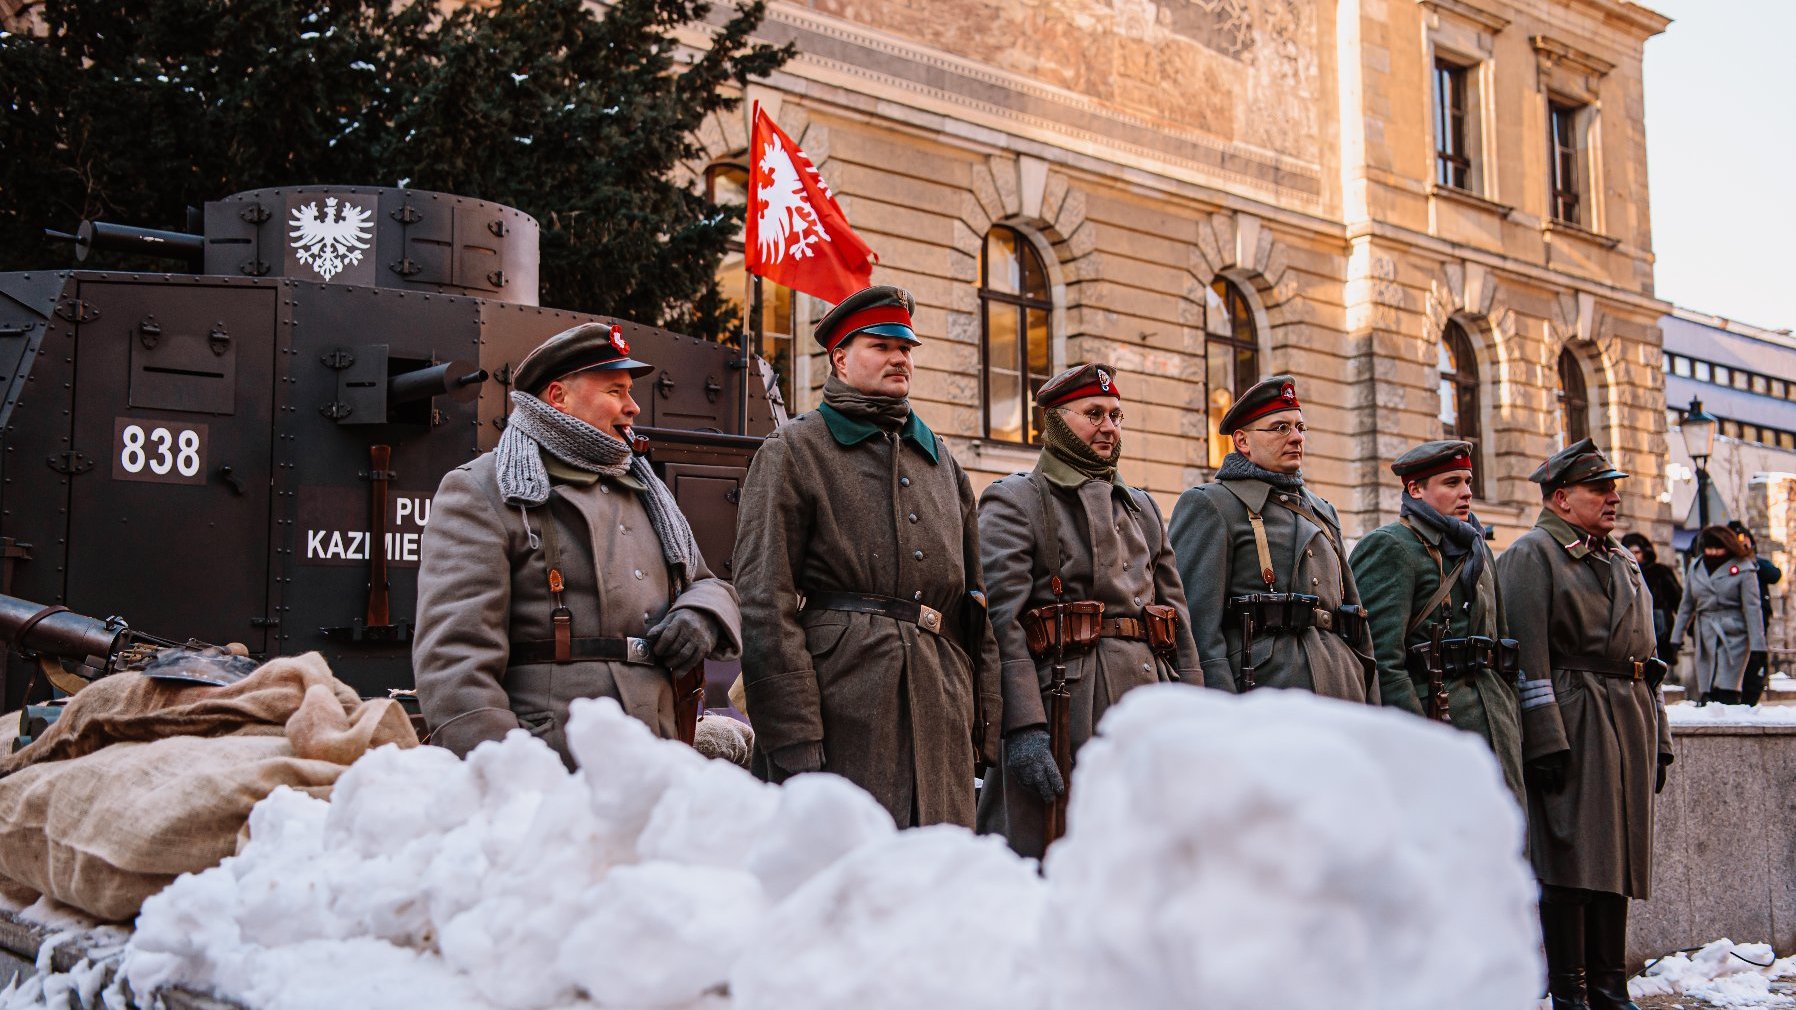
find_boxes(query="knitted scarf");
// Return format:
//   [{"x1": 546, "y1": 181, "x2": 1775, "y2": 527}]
[
  {"x1": 821, "y1": 374, "x2": 911, "y2": 429},
  {"x1": 1042, "y1": 406, "x2": 1121, "y2": 483},
  {"x1": 1400, "y1": 493, "x2": 1486, "y2": 600},
  {"x1": 495, "y1": 391, "x2": 700, "y2": 591},
  {"x1": 1216, "y1": 451, "x2": 1305, "y2": 491}
]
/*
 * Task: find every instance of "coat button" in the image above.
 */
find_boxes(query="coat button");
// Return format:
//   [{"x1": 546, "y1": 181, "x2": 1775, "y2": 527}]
[
  {"x1": 1142, "y1": 663, "x2": 1152, "y2": 672},
  {"x1": 913, "y1": 550, "x2": 924, "y2": 560},
  {"x1": 1122, "y1": 562, "x2": 1130, "y2": 571},
  {"x1": 899, "y1": 476, "x2": 911, "y2": 487},
  {"x1": 600, "y1": 485, "x2": 610, "y2": 494},
  {"x1": 1132, "y1": 596, "x2": 1142, "y2": 605},
  {"x1": 634, "y1": 569, "x2": 645, "y2": 579},
  {"x1": 1311, "y1": 578, "x2": 1320, "y2": 586},
  {"x1": 914, "y1": 590, "x2": 923, "y2": 601},
  {"x1": 1305, "y1": 549, "x2": 1313, "y2": 558},
  {"x1": 908, "y1": 512, "x2": 918, "y2": 523},
  {"x1": 619, "y1": 523, "x2": 628, "y2": 533}
]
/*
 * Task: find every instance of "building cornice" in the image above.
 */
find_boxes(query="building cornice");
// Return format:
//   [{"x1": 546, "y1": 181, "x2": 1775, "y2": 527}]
[
  {"x1": 1563, "y1": 0, "x2": 1672, "y2": 40},
  {"x1": 1530, "y1": 34, "x2": 1617, "y2": 78},
  {"x1": 1417, "y1": 0, "x2": 1511, "y2": 34}
]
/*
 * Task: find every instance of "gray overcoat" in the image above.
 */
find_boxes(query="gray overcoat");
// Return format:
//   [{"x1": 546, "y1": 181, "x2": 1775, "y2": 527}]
[
  {"x1": 1670, "y1": 556, "x2": 1766, "y2": 696},
  {"x1": 733, "y1": 406, "x2": 1003, "y2": 829},
  {"x1": 413, "y1": 451, "x2": 742, "y2": 765},
  {"x1": 974, "y1": 459, "x2": 1203, "y2": 857},
  {"x1": 1496, "y1": 510, "x2": 1672, "y2": 898},
  {"x1": 1168, "y1": 478, "x2": 1378, "y2": 701}
]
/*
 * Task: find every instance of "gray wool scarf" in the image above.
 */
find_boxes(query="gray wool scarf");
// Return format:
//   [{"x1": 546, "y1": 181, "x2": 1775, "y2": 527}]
[
  {"x1": 1399, "y1": 493, "x2": 1486, "y2": 600},
  {"x1": 496, "y1": 391, "x2": 700, "y2": 591},
  {"x1": 1216, "y1": 451, "x2": 1305, "y2": 491}
]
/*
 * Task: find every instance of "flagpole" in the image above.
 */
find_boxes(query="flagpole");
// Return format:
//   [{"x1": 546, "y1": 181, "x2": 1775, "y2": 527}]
[{"x1": 744, "y1": 272, "x2": 762, "y2": 435}]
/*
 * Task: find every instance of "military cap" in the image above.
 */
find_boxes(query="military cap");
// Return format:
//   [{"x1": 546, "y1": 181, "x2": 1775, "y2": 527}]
[
  {"x1": 1036, "y1": 362, "x2": 1122, "y2": 408},
  {"x1": 1218, "y1": 374, "x2": 1301, "y2": 433},
  {"x1": 513, "y1": 321, "x2": 654, "y2": 394},
  {"x1": 814, "y1": 285, "x2": 919, "y2": 352},
  {"x1": 1528, "y1": 437, "x2": 1628, "y2": 488},
  {"x1": 1392, "y1": 440, "x2": 1474, "y2": 483}
]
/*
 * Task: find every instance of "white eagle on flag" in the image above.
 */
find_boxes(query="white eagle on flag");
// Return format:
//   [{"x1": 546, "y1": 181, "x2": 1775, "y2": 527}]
[
  {"x1": 754, "y1": 134, "x2": 833, "y2": 267},
  {"x1": 289, "y1": 197, "x2": 374, "y2": 282}
]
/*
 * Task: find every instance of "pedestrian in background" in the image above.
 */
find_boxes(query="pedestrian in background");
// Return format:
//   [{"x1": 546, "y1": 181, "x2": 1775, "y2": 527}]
[
  {"x1": 1670, "y1": 525, "x2": 1767, "y2": 706},
  {"x1": 1620, "y1": 532, "x2": 1683, "y2": 670}
]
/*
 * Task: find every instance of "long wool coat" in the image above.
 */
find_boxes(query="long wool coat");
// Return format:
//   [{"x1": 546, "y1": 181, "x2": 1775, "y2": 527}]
[
  {"x1": 734, "y1": 406, "x2": 1003, "y2": 829},
  {"x1": 1670, "y1": 556, "x2": 1766, "y2": 696},
  {"x1": 1168, "y1": 478, "x2": 1377, "y2": 701},
  {"x1": 1496, "y1": 511, "x2": 1672, "y2": 898},
  {"x1": 1349, "y1": 519, "x2": 1527, "y2": 801},
  {"x1": 413, "y1": 451, "x2": 742, "y2": 766},
  {"x1": 973, "y1": 460, "x2": 1203, "y2": 858}
]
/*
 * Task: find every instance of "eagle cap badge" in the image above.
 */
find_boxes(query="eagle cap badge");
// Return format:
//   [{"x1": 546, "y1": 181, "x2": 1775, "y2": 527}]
[
  {"x1": 609, "y1": 324, "x2": 630, "y2": 355},
  {"x1": 1279, "y1": 382, "x2": 1296, "y2": 402},
  {"x1": 1097, "y1": 368, "x2": 1111, "y2": 392}
]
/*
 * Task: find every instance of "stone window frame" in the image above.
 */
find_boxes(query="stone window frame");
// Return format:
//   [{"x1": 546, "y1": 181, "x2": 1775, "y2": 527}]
[
  {"x1": 1437, "y1": 316, "x2": 1487, "y2": 498},
  {"x1": 1419, "y1": 0, "x2": 1508, "y2": 202},
  {"x1": 1557, "y1": 346, "x2": 1592, "y2": 446},
  {"x1": 1531, "y1": 34, "x2": 1614, "y2": 237},
  {"x1": 977, "y1": 223, "x2": 1058, "y2": 446},
  {"x1": 1204, "y1": 272, "x2": 1271, "y2": 470}
]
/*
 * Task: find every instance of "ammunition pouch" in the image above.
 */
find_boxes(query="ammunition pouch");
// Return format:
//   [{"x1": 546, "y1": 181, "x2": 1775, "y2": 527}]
[
  {"x1": 1404, "y1": 635, "x2": 1521, "y2": 681},
  {"x1": 1226, "y1": 593, "x2": 1365, "y2": 645},
  {"x1": 1142, "y1": 604, "x2": 1180, "y2": 656},
  {"x1": 1022, "y1": 601, "x2": 1103, "y2": 657}
]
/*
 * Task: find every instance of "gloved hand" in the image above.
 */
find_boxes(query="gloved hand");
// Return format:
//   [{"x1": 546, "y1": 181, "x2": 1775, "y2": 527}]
[
  {"x1": 1525, "y1": 749, "x2": 1570, "y2": 793},
  {"x1": 1005, "y1": 727, "x2": 1065, "y2": 803},
  {"x1": 768, "y1": 741, "x2": 824, "y2": 781},
  {"x1": 645, "y1": 608, "x2": 719, "y2": 671},
  {"x1": 1656, "y1": 753, "x2": 1672, "y2": 794}
]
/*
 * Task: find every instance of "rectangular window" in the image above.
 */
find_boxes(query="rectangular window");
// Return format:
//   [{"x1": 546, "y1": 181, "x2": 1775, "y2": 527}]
[
  {"x1": 1548, "y1": 101, "x2": 1584, "y2": 225},
  {"x1": 1434, "y1": 60, "x2": 1475, "y2": 191},
  {"x1": 1694, "y1": 361, "x2": 1712, "y2": 383},
  {"x1": 1714, "y1": 366, "x2": 1731, "y2": 387},
  {"x1": 1752, "y1": 373, "x2": 1769, "y2": 394},
  {"x1": 1732, "y1": 370, "x2": 1749, "y2": 390},
  {"x1": 1776, "y1": 379, "x2": 1790, "y2": 399},
  {"x1": 1722, "y1": 419, "x2": 1741, "y2": 439},
  {"x1": 1781, "y1": 430, "x2": 1795, "y2": 450},
  {"x1": 1673, "y1": 355, "x2": 1691, "y2": 377}
]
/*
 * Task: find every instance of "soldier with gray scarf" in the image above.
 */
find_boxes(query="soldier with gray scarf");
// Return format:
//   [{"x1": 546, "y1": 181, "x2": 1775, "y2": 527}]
[
  {"x1": 735, "y1": 286, "x2": 1002, "y2": 829},
  {"x1": 1168, "y1": 375, "x2": 1378, "y2": 701},
  {"x1": 414, "y1": 322, "x2": 742, "y2": 766}
]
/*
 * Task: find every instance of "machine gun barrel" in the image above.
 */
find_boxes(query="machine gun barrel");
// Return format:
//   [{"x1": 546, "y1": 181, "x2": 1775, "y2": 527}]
[
  {"x1": 387, "y1": 361, "x2": 487, "y2": 406},
  {"x1": 46, "y1": 221, "x2": 205, "y2": 264},
  {"x1": 0, "y1": 594, "x2": 129, "y2": 671}
]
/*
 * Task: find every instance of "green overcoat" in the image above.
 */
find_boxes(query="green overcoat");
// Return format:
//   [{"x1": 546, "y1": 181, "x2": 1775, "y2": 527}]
[
  {"x1": 1348, "y1": 519, "x2": 1525, "y2": 801},
  {"x1": 734, "y1": 405, "x2": 1003, "y2": 829},
  {"x1": 1496, "y1": 510, "x2": 1673, "y2": 898}
]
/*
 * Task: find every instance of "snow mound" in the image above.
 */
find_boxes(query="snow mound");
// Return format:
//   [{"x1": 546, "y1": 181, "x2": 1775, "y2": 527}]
[
  {"x1": 1667, "y1": 701, "x2": 1796, "y2": 726},
  {"x1": 1630, "y1": 939, "x2": 1796, "y2": 1007},
  {"x1": 1043, "y1": 684, "x2": 1541, "y2": 1010},
  {"x1": 110, "y1": 688, "x2": 1540, "y2": 1010}
]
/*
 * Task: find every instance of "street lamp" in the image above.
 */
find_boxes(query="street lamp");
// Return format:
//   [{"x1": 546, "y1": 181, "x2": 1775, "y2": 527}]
[{"x1": 1681, "y1": 396, "x2": 1718, "y2": 529}]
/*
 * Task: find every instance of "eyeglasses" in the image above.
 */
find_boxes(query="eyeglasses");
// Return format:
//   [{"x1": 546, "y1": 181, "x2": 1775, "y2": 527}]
[
  {"x1": 1246, "y1": 421, "x2": 1308, "y2": 437},
  {"x1": 1058, "y1": 406, "x2": 1125, "y2": 427}
]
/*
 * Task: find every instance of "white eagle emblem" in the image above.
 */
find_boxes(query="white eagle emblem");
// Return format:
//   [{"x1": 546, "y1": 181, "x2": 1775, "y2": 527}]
[
  {"x1": 755, "y1": 134, "x2": 833, "y2": 266},
  {"x1": 1098, "y1": 368, "x2": 1111, "y2": 391},
  {"x1": 289, "y1": 197, "x2": 374, "y2": 282}
]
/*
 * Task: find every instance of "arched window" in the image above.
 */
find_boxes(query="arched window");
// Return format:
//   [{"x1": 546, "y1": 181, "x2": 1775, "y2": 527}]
[
  {"x1": 1206, "y1": 277, "x2": 1260, "y2": 468},
  {"x1": 979, "y1": 225, "x2": 1053, "y2": 444},
  {"x1": 1438, "y1": 321, "x2": 1483, "y2": 496},
  {"x1": 706, "y1": 160, "x2": 794, "y2": 408},
  {"x1": 1557, "y1": 348, "x2": 1589, "y2": 446}
]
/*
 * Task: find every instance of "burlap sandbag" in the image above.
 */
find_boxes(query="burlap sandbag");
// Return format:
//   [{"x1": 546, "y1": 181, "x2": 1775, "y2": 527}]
[{"x1": 0, "y1": 651, "x2": 418, "y2": 921}]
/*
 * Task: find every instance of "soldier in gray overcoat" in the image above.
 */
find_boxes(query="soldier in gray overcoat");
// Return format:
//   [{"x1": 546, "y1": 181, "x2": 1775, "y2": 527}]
[
  {"x1": 734, "y1": 286, "x2": 1003, "y2": 829},
  {"x1": 1496, "y1": 438, "x2": 1673, "y2": 1010},
  {"x1": 414, "y1": 323, "x2": 742, "y2": 766},
  {"x1": 1167, "y1": 375, "x2": 1377, "y2": 701},
  {"x1": 974, "y1": 363, "x2": 1202, "y2": 857},
  {"x1": 1669, "y1": 524, "x2": 1767, "y2": 705}
]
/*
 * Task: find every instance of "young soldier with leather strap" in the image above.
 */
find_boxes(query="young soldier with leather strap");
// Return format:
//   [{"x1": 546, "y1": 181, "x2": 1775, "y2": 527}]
[
  {"x1": 1167, "y1": 375, "x2": 1377, "y2": 701},
  {"x1": 413, "y1": 322, "x2": 743, "y2": 766},
  {"x1": 973, "y1": 363, "x2": 1202, "y2": 857},
  {"x1": 734, "y1": 286, "x2": 1003, "y2": 829}
]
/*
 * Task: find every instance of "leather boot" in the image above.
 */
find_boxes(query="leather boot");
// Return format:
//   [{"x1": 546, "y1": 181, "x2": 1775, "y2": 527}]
[
  {"x1": 1540, "y1": 888, "x2": 1590, "y2": 1010},
  {"x1": 1585, "y1": 893, "x2": 1641, "y2": 1010}
]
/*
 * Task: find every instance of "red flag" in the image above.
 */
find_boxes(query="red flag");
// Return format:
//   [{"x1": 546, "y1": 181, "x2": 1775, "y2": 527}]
[{"x1": 744, "y1": 104, "x2": 877, "y2": 304}]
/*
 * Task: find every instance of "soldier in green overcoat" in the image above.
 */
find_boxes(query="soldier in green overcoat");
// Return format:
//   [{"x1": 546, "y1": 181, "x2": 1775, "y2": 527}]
[
  {"x1": 1496, "y1": 439, "x2": 1673, "y2": 1010},
  {"x1": 1348, "y1": 441, "x2": 1542, "y2": 802}
]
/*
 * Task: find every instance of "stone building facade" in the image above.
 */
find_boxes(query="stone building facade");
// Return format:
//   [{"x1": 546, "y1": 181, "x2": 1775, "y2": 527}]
[{"x1": 692, "y1": 0, "x2": 1674, "y2": 546}]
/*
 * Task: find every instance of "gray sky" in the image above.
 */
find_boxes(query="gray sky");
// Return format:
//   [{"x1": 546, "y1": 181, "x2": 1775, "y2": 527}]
[{"x1": 1643, "y1": 0, "x2": 1796, "y2": 333}]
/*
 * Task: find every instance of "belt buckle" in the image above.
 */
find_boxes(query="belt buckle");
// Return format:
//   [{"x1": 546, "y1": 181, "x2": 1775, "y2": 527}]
[
  {"x1": 1631, "y1": 660, "x2": 1643, "y2": 682},
  {"x1": 627, "y1": 636, "x2": 653, "y2": 664},
  {"x1": 1314, "y1": 608, "x2": 1333, "y2": 632},
  {"x1": 917, "y1": 604, "x2": 943, "y2": 635}
]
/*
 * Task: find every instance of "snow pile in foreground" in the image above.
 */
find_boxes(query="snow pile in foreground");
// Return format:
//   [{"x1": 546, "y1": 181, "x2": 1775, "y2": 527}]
[
  {"x1": 94, "y1": 686, "x2": 1536, "y2": 1010},
  {"x1": 1667, "y1": 701, "x2": 1796, "y2": 726},
  {"x1": 1629, "y1": 939, "x2": 1796, "y2": 1006}
]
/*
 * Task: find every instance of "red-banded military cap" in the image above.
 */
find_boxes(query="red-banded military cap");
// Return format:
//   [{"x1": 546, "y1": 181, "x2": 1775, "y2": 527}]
[
  {"x1": 1218, "y1": 374, "x2": 1301, "y2": 433},
  {"x1": 1036, "y1": 362, "x2": 1122, "y2": 408},
  {"x1": 513, "y1": 321, "x2": 654, "y2": 394},
  {"x1": 813, "y1": 285, "x2": 920, "y2": 351},
  {"x1": 1392, "y1": 440, "x2": 1475, "y2": 483}
]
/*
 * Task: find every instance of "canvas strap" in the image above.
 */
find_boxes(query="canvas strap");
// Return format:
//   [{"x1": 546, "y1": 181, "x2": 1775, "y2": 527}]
[
  {"x1": 1246, "y1": 509, "x2": 1276, "y2": 588},
  {"x1": 1398, "y1": 516, "x2": 1468, "y2": 639}
]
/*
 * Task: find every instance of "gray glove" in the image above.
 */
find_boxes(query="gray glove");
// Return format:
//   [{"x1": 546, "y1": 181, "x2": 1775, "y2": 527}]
[
  {"x1": 644, "y1": 608, "x2": 719, "y2": 671},
  {"x1": 768, "y1": 741, "x2": 824, "y2": 781},
  {"x1": 1006, "y1": 727, "x2": 1065, "y2": 803}
]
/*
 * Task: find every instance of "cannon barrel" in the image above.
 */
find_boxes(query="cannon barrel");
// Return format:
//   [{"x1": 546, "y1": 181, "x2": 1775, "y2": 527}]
[
  {"x1": 388, "y1": 361, "x2": 487, "y2": 406},
  {"x1": 45, "y1": 221, "x2": 205, "y2": 263},
  {"x1": 0, "y1": 594, "x2": 127, "y2": 665}
]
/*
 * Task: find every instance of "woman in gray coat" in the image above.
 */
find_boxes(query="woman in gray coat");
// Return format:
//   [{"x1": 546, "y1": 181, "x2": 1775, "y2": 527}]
[{"x1": 1670, "y1": 524, "x2": 1767, "y2": 705}]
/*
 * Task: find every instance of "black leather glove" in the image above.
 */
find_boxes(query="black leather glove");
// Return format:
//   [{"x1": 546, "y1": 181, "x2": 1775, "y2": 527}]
[
  {"x1": 1525, "y1": 749, "x2": 1570, "y2": 794},
  {"x1": 644, "y1": 608, "x2": 719, "y2": 671},
  {"x1": 1656, "y1": 753, "x2": 1672, "y2": 794},
  {"x1": 768, "y1": 741, "x2": 824, "y2": 781},
  {"x1": 1005, "y1": 727, "x2": 1065, "y2": 803}
]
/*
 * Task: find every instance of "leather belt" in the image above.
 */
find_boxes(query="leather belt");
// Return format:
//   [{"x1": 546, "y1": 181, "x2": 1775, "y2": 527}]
[
  {"x1": 1555, "y1": 654, "x2": 1645, "y2": 681},
  {"x1": 1410, "y1": 636, "x2": 1520, "y2": 679},
  {"x1": 510, "y1": 636, "x2": 655, "y2": 666},
  {"x1": 805, "y1": 590, "x2": 945, "y2": 636},
  {"x1": 1100, "y1": 617, "x2": 1146, "y2": 640},
  {"x1": 1226, "y1": 593, "x2": 1364, "y2": 642}
]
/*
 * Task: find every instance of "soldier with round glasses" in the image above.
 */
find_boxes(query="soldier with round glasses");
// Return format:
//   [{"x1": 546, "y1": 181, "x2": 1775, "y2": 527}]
[{"x1": 1167, "y1": 375, "x2": 1379, "y2": 701}]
